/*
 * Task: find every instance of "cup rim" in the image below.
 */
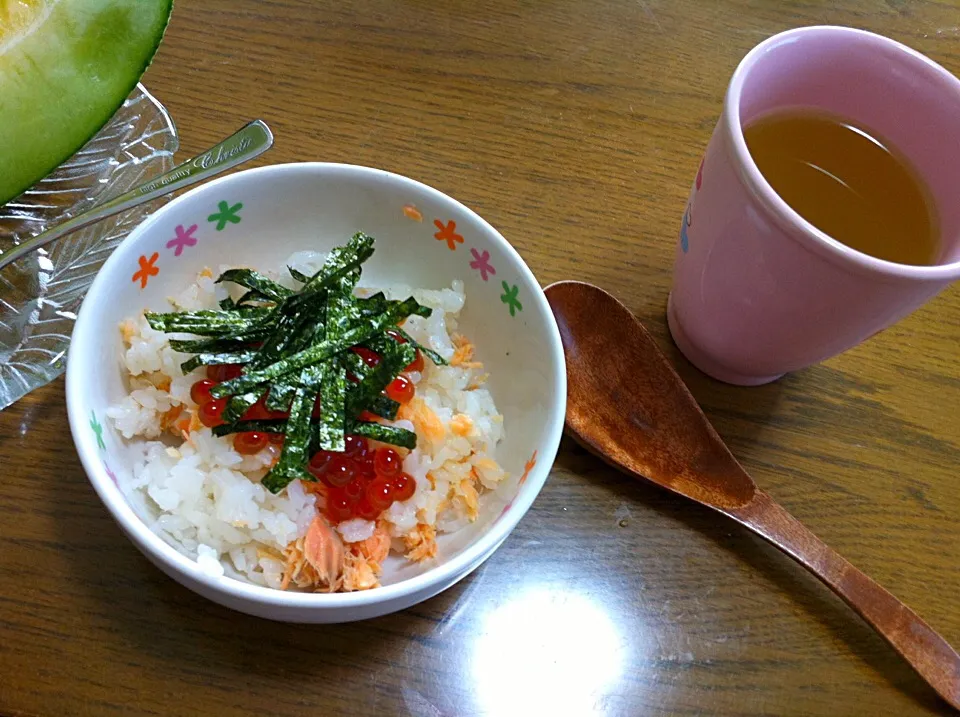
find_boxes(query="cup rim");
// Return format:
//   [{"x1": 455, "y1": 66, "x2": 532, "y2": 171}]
[
  {"x1": 66, "y1": 161, "x2": 568, "y2": 614},
  {"x1": 724, "y1": 25, "x2": 960, "y2": 281}
]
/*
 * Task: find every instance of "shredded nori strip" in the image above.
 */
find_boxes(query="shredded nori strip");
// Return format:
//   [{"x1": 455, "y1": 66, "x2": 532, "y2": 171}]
[
  {"x1": 314, "y1": 361, "x2": 347, "y2": 452},
  {"x1": 346, "y1": 421, "x2": 417, "y2": 449},
  {"x1": 355, "y1": 292, "x2": 389, "y2": 317},
  {"x1": 262, "y1": 365, "x2": 322, "y2": 492},
  {"x1": 264, "y1": 382, "x2": 296, "y2": 412},
  {"x1": 313, "y1": 272, "x2": 357, "y2": 452},
  {"x1": 364, "y1": 395, "x2": 400, "y2": 421},
  {"x1": 339, "y1": 350, "x2": 372, "y2": 381},
  {"x1": 287, "y1": 266, "x2": 312, "y2": 284},
  {"x1": 213, "y1": 419, "x2": 286, "y2": 436},
  {"x1": 169, "y1": 337, "x2": 262, "y2": 354},
  {"x1": 180, "y1": 349, "x2": 258, "y2": 374},
  {"x1": 221, "y1": 386, "x2": 267, "y2": 424},
  {"x1": 393, "y1": 326, "x2": 449, "y2": 367},
  {"x1": 215, "y1": 269, "x2": 292, "y2": 302},
  {"x1": 246, "y1": 312, "x2": 305, "y2": 371},
  {"x1": 234, "y1": 289, "x2": 274, "y2": 307},
  {"x1": 295, "y1": 233, "x2": 375, "y2": 297},
  {"x1": 145, "y1": 308, "x2": 271, "y2": 336}
]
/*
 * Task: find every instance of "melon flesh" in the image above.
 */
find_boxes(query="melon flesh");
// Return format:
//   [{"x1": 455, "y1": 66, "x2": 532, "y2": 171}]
[{"x1": 0, "y1": 0, "x2": 173, "y2": 204}]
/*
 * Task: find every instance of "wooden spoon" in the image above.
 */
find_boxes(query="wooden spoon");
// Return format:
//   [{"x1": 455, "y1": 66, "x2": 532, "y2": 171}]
[{"x1": 545, "y1": 280, "x2": 959, "y2": 711}]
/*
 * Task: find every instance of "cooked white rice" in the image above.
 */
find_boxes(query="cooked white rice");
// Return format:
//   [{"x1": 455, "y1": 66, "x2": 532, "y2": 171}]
[{"x1": 107, "y1": 251, "x2": 505, "y2": 590}]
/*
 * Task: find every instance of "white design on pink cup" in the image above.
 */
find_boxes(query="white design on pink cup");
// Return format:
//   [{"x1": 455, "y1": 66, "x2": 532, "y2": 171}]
[{"x1": 668, "y1": 26, "x2": 960, "y2": 386}]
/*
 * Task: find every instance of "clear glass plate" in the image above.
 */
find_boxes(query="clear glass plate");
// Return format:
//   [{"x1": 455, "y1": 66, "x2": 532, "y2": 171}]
[{"x1": 0, "y1": 84, "x2": 179, "y2": 410}]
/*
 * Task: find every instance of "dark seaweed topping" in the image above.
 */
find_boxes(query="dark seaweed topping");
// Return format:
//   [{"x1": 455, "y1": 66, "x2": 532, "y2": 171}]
[
  {"x1": 149, "y1": 233, "x2": 434, "y2": 493},
  {"x1": 393, "y1": 326, "x2": 449, "y2": 367},
  {"x1": 215, "y1": 269, "x2": 293, "y2": 302},
  {"x1": 213, "y1": 418, "x2": 417, "y2": 451}
]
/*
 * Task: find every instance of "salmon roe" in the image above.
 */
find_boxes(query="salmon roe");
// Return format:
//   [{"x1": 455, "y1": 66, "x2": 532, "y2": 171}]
[
  {"x1": 307, "y1": 436, "x2": 416, "y2": 523},
  {"x1": 385, "y1": 374, "x2": 414, "y2": 403},
  {"x1": 190, "y1": 379, "x2": 217, "y2": 406},
  {"x1": 233, "y1": 431, "x2": 268, "y2": 455},
  {"x1": 198, "y1": 398, "x2": 227, "y2": 427}
]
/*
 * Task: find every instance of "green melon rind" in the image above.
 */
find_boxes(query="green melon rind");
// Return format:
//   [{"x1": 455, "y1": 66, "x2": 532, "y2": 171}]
[{"x1": 0, "y1": 0, "x2": 174, "y2": 205}]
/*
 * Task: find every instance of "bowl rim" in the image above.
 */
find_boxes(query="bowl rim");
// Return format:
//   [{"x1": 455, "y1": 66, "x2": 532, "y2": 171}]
[{"x1": 66, "y1": 161, "x2": 567, "y2": 611}]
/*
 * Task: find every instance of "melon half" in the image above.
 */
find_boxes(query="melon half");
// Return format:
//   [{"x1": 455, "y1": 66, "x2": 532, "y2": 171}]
[{"x1": 0, "y1": 0, "x2": 174, "y2": 204}]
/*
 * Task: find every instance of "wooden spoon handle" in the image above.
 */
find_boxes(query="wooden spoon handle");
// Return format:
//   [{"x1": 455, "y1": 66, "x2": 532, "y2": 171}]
[{"x1": 728, "y1": 489, "x2": 959, "y2": 710}]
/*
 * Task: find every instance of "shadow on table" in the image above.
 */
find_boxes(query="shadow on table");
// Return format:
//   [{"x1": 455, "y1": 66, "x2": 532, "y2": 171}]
[{"x1": 554, "y1": 438, "x2": 946, "y2": 714}]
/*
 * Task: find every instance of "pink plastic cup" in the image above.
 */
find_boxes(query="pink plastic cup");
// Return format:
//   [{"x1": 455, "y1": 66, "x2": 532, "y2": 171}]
[{"x1": 668, "y1": 26, "x2": 960, "y2": 386}]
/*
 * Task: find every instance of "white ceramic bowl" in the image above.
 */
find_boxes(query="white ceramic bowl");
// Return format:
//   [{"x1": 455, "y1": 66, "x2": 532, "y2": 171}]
[{"x1": 67, "y1": 163, "x2": 566, "y2": 623}]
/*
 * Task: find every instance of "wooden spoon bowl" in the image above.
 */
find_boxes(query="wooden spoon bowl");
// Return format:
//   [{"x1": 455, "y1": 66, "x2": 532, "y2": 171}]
[{"x1": 546, "y1": 280, "x2": 959, "y2": 711}]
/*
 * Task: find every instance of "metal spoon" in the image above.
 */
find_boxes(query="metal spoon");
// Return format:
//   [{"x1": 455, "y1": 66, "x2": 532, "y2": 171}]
[
  {"x1": 0, "y1": 120, "x2": 274, "y2": 271},
  {"x1": 544, "y1": 279, "x2": 960, "y2": 711}
]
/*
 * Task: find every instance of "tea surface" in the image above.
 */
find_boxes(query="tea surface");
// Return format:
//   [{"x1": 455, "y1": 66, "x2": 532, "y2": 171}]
[{"x1": 744, "y1": 110, "x2": 939, "y2": 266}]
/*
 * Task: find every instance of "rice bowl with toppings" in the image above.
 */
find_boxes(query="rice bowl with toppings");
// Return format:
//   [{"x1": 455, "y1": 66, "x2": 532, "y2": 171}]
[
  {"x1": 107, "y1": 236, "x2": 507, "y2": 592},
  {"x1": 67, "y1": 161, "x2": 566, "y2": 622}
]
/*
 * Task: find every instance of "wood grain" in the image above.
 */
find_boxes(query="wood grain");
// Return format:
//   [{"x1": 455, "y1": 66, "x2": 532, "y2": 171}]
[
  {"x1": 550, "y1": 279, "x2": 960, "y2": 711},
  {"x1": 2, "y1": 1, "x2": 959, "y2": 715}
]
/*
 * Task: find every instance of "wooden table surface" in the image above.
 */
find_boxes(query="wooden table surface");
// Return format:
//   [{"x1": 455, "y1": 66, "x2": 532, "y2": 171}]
[{"x1": 2, "y1": 1, "x2": 959, "y2": 715}]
